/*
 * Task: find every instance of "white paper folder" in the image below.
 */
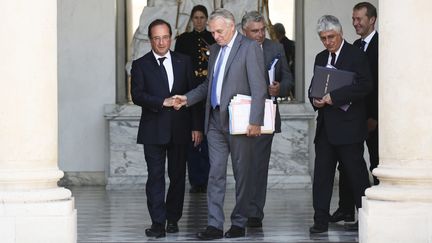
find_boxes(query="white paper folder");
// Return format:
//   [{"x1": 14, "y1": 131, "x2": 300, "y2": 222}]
[{"x1": 228, "y1": 95, "x2": 276, "y2": 135}]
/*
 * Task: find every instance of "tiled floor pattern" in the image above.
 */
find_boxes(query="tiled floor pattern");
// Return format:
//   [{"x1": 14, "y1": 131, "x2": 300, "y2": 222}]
[{"x1": 72, "y1": 186, "x2": 358, "y2": 243}]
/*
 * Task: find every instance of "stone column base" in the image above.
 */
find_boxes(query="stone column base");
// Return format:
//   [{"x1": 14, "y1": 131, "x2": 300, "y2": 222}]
[
  {"x1": 0, "y1": 199, "x2": 76, "y2": 243},
  {"x1": 359, "y1": 197, "x2": 432, "y2": 243}
]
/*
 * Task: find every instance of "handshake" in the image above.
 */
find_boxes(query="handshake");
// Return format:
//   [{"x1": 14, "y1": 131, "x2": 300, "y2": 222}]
[{"x1": 163, "y1": 95, "x2": 188, "y2": 110}]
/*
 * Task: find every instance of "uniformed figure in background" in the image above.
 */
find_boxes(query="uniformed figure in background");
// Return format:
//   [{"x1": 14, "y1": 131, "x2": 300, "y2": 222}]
[{"x1": 175, "y1": 5, "x2": 215, "y2": 193}]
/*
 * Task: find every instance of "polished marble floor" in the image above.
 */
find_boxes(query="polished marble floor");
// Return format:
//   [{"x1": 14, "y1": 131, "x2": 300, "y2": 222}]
[{"x1": 72, "y1": 186, "x2": 358, "y2": 243}]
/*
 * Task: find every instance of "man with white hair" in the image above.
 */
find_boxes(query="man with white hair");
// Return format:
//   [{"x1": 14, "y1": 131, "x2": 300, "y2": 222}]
[
  {"x1": 308, "y1": 15, "x2": 372, "y2": 234},
  {"x1": 173, "y1": 8, "x2": 267, "y2": 240}
]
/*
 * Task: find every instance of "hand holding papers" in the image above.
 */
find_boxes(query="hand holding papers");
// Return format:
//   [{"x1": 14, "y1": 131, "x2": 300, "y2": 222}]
[
  {"x1": 267, "y1": 57, "x2": 279, "y2": 100},
  {"x1": 228, "y1": 95, "x2": 276, "y2": 135}
]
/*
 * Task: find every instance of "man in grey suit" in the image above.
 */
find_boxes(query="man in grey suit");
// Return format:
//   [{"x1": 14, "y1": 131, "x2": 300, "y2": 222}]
[
  {"x1": 241, "y1": 11, "x2": 293, "y2": 228},
  {"x1": 173, "y1": 8, "x2": 267, "y2": 240}
]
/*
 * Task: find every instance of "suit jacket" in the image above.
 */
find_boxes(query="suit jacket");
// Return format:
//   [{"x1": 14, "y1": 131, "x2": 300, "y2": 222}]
[
  {"x1": 186, "y1": 33, "x2": 267, "y2": 134},
  {"x1": 262, "y1": 38, "x2": 293, "y2": 133},
  {"x1": 354, "y1": 32, "x2": 378, "y2": 121},
  {"x1": 131, "y1": 51, "x2": 201, "y2": 144},
  {"x1": 309, "y1": 41, "x2": 372, "y2": 145}
]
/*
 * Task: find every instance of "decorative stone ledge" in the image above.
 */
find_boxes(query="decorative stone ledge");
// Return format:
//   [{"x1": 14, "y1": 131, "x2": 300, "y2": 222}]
[{"x1": 104, "y1": 103, "x2": 315, "y2": 190}]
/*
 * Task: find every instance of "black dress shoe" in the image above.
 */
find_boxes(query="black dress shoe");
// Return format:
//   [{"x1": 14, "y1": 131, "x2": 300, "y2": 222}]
[
  {"x1": 166, "y1": 221, "x2": 179, "y2": 233},
  {"x1": 247, "y1": 217, "x2": 263, "y2": 228},
  {"x1": 329, "y1": 208, "x2": 355, "y2": 223},
  {"x1": 145, "y1": 223, "x2": 166, "y2": 238},
  {"x1": 224, "y1": 225, "x2": 245, "y2": 238},
  {"x1": 196, "y1": 226, "x2": 223, "y2": 240},
  {"x1": 309, "y1": 222, "x2": 328, "y2": 234}
]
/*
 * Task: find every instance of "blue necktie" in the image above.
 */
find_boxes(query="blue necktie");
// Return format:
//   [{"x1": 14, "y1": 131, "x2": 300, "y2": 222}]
[{"x1": 211, "y1": 46, "x2": 226, "y2": 108}]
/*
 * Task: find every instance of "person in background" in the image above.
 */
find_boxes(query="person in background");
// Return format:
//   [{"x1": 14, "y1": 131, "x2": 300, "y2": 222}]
[
  {"x1": 308, "y1": 15, "x2": 371, "y2": 234},
  {"x1": 131, "y1": 19, "x2": 202, "y2": 238},
  {"x1": 330, "y1": 2, "x2": 379, "y2": 228},
  {"x1": 273, "y1": 23, "x2": 295, "y2": 97},
  {"x1": 241, "y1": 10, "x2": 293, "y2": 228},
  {"x1": 175, "y1": 5, "x2": 216, "y2": 194}
]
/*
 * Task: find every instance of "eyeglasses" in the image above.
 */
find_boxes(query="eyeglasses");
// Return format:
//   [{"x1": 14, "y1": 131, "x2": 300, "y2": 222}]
[{"x1": 151, "y1": 35, "x2": 171, "y2": 42}]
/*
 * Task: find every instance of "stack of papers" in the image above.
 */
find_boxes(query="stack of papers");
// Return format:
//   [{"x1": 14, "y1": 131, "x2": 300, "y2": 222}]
[{"x1": 228, "y1": 94, "x2": 276, "y2": 135}]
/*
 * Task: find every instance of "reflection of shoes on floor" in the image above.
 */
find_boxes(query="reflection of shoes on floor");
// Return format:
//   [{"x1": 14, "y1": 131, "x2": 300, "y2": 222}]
[
  {"x1": 224, "y1": 225, "x2": 245, "y2": 238},
  {"x1": 196, "y1": 226, "x2": 223, "y2": 240},
  {"x1": 145, "y1": 223, "x2": 166, "y2": 238},
  {"x1": 329, "y1": 208, "x2": 355, "y2": 223},
  {"x1": 247, "y1": 217, "x2": 262, "y2": 228},
  {"x1": 344, "y1": 221, "x2": 358, "y2": 231},
  {"x1": 309, "y1": 222, "x2": 328, "y2": 234}
]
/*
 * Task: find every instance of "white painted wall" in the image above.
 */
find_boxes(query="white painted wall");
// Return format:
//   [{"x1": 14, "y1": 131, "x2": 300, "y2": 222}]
[{"x1": 58, "y1": 0, "x2": 116, "y2": 171}]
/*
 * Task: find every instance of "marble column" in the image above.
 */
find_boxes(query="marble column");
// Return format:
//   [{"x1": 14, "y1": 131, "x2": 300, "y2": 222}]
[
  {"x1": 359, "y1": 1, "x2": 432, "y2": 242},
  {"x1": 0, "y1": 1, "x2": 76, "y2": 242}
]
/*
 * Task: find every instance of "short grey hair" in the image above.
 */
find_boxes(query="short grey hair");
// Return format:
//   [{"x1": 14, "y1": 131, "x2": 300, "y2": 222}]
[
  {"x1": 316, "y1": 15, "x2": 343, "y2": 34},
  {"x1": 209, "y1": 8, "x2": 235, "y2": 25},
  {"x1": 241, "y1": 11, "x2": 265, "y2": 29}
]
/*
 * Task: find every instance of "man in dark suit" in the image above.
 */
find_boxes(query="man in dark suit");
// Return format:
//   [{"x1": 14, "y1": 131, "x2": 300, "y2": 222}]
[
  {"x1": 330, "y1": 2, "x2": 379, "y2": 225},
  {"x1": 131, "y1": 19, "x2": 202, "y2": 238},
  {"x1": 173, "y1": 8, "x2": 267, "y2": 240},
  {"x1": 241, "y1": 11, "x2": 293, "y2": 228},
  {"x1": 308, "y1": 15, "x2": 372, "y2": 234}
]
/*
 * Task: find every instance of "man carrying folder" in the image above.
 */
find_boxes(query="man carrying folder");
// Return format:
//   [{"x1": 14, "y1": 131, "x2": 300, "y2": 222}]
[{"x1": 308, "y1": 15, "x2": 372, "y2": 234}]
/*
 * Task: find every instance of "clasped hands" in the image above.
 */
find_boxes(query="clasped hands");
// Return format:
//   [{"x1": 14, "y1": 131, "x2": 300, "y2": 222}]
[
  {"x1": 163, "y1": 95, "x2": 261, "y2": 137},
  {"x1": 313, "y1": 93, "x2": 333, "y2": 108},
  {"x1": 163, "y1": 95, "x2": 188, "y2": 110}
]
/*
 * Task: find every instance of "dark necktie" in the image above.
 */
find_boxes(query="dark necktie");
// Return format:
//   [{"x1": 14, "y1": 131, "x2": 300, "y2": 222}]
[
  {"x1": 360, "y1": 40, "x2": 367, "y2": 51},
  {"x1": 211, "y1": 46, "x2": 227, "y2": 108},
  {"x1": 158, "y1": 57, "x2": 169, "y2": 88},
  {"x1": 330, "y1": 52, "x2": 336, "y2": 66}
]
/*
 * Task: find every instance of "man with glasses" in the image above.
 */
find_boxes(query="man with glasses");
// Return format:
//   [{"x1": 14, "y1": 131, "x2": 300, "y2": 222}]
[{"x1": 131, "y1": 19, "x2": 202, "y2": 238}]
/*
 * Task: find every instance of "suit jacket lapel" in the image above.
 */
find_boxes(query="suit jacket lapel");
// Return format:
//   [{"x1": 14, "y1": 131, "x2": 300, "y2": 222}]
[
  {"x1": 223, "y1": 33, "x2": 242, "y2": 79},
  {"x1": 366, "y1": 32, "x2": 378, "y2": 55},
  {"x1": 334, "y1": 41, "x2": 348, "y2": 69}
]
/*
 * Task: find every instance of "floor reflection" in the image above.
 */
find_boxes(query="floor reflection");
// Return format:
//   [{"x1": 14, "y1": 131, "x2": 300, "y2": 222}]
[{"x1": 72, "y1": 186, "x2": 358, "y2": 243}]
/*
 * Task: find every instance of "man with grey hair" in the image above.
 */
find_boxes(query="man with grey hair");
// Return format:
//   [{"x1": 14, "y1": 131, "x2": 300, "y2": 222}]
[
  {"x1": 308, "y1": 15, "x2": 371, "y2": 233},
  {"x1": 330, "y1": 2, "x2": 379, "y2": 227},
  {"x1": 241, "y1": 10, "x2": 293, "y2": 228},
  {"x1": 173, "y1": 8, "x2": 267, "y2": 240}
]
